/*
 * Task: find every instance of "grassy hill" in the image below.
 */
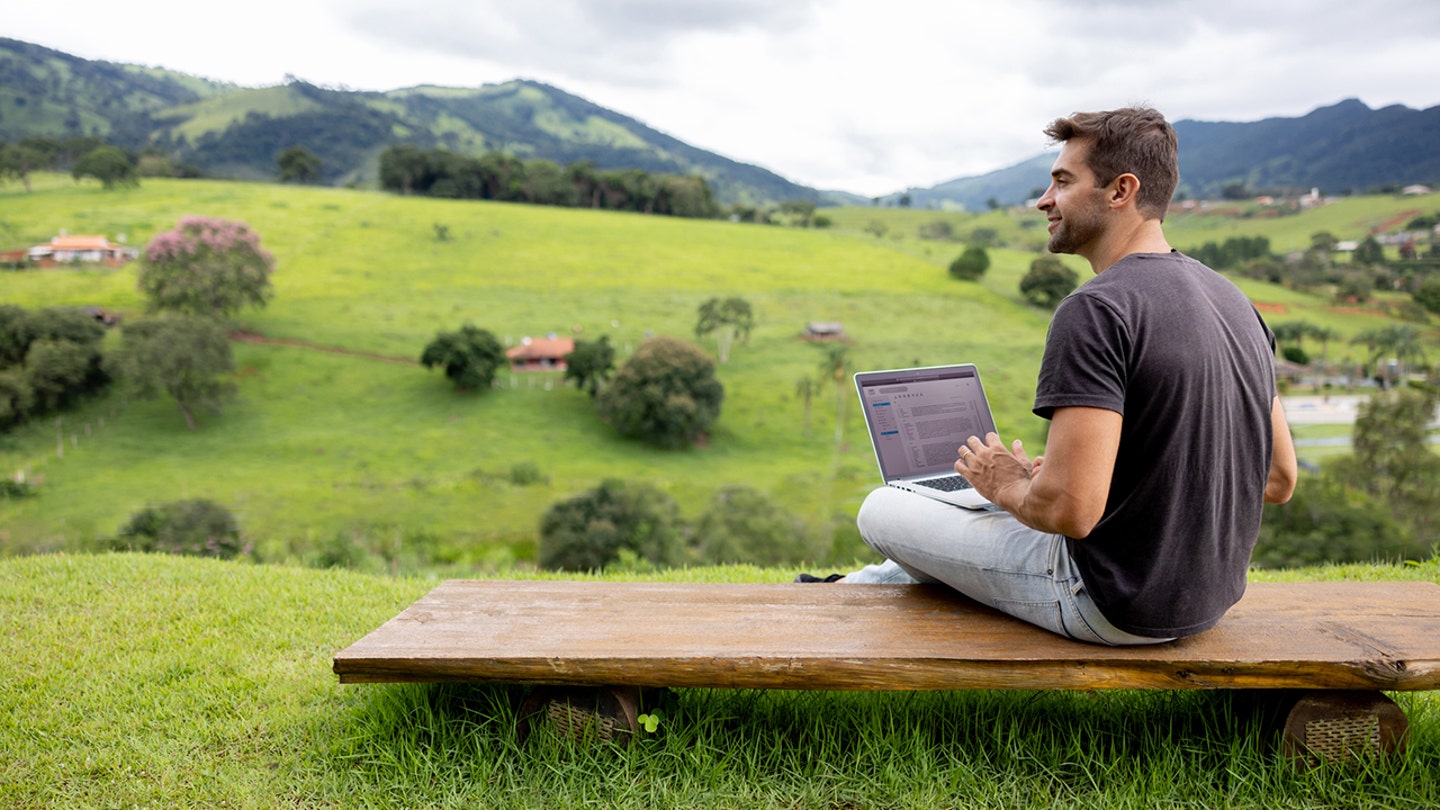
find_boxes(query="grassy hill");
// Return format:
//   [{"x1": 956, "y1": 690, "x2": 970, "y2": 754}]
[
  {"x1": 1, "y1": 175, "x2": 1437, "y2": 567},
  {"x1": 3, "y1": 552, "x2": 1438, "y2": 808},
  {"x1": 0, "y1": 38, "x2": 841, "y2": 206},
  {"x1": 0, "y1": 174, "x2": 1053, "y2": 565}
]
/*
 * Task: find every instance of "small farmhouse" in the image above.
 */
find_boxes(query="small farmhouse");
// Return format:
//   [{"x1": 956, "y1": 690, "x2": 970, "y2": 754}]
[
  {"x1": 507, "y1": 335, "x2": 574, "y2": 372},
  {"x1": 27, "y1": 234, "x2": 139, "y2": 267},
  {"x1": 804, "y1": 322, "x2": 846, "y2": 341}
]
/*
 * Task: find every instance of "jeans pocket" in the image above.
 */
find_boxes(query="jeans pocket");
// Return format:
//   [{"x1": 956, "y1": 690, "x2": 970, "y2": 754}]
[{"x1": 990, "y1": 597, "x2": 1067, "y2": 637}]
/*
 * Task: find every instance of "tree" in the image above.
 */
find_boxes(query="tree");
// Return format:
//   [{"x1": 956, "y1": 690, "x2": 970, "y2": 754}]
[
  {"x1": 0, "y1": 142, "x2": 48, "y2": 192},
  {"x1": 537, "y1": 479, "x2": 681, "y2": 571},
  {"x1": 1351, "y1": 325, "x2": 1429, "y2": 386},
  {"x1": 0, "y1": 304, "x2": 34, "y2": 367},
  {"x1": 1414, "y1": 279, "x2": 1440, "y2": 315},
  {"x1": 277, "y1": 145, "x2": 322, "y2": 184},
  {"x1": 24, "y1": 339, "x2": 105, "y2": 413},
  {"x1": 1309, "y1": 230, "x2": 1339, "y2": 256},
  {"x1": 138, "y1": 217, "x2": 275, "y2": 318},
  {"x1": 563, "y1": 335, "x2": 616, "y2": 398},
  {"x1": 692, "y1": 485, "x2": 815, "y2": 565},
  {"x1": 2, "y1": 307, "x2": 108, "y2": 424},
  {"x1": 1352, "y1": 235, "x2": 1386, "y2": 266},
  {"x1": 71, "y1": 145, "x2": 138, "y2": 189},
  {"x1": 0, "y1": 369, "x2": 35, "y2": 430},
  {"x1": 596, "y1": 336, "x2": 724, "y2": 448},
  {"x1": 1253, "y1": 473, "x2": 1419, "y2": 568},
  {"x1": 1020, "y1": 256, "x2": 1080, "y2": 309},
  {"x1": 419, "y1": 324, "x2": 505, "y2": 392},
  {"x1": 795, "y1": 375, "x2": 816, "y2": 437},
  {"x1": 694, "y1": 296, "x2": 754, "y2": 363},
  {"x1": 817, "y1": 343, "x2": 851, "y2": 446},
  {"x1": 112, "y1": 316, "x2": 236, "y2": 430},
  {"x1": 109, "y1": 499, "x2": 249, "y2": 559},
  {"x1": 948, "y1": 246, "x2": 990, "y2": 281},
  {"x1": 1347, "y1": 383, "x2": 1440, "y2": 540}
]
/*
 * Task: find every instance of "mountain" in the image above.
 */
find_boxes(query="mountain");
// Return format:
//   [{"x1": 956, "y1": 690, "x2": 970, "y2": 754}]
[
  {"x1": 0, "y1": 37, "x2": 854, "y2": 207},
  {"x1": 3, "y1": 37, "x2": 1437, "y2": 209},
  {"x1": 890, "y1": 100, "x2": 1440, "y2": 211}
]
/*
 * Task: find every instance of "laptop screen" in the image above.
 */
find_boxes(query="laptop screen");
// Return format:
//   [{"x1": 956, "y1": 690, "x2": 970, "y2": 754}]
[{"x1": 854, "y1": 365, "x2": 998, "y2": 480}]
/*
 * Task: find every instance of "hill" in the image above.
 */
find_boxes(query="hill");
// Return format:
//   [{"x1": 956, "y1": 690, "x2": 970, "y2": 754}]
[
  {"x1": 892, "y1": 100, "x2": 1440, "y2": 211},
  {"x1": 7, "y1": 38, "x2": 1436, "y2": 210},
  {"x1": 0, "y1": 37, "x2": 858, "y2": 207},
  {"x1": 1, "y1": 174, "x2": 1436, "y2": 563}
]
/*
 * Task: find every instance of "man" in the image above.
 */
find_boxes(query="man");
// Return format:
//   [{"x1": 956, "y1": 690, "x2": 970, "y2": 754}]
[{"x1": 829, "y1": 106, "x2": 1297, "y2": 645}]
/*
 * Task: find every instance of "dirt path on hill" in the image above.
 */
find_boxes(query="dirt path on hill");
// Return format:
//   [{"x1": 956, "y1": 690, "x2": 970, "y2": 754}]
[{"x1": 229, "y1": 330, "x2": 417, "y2": 365}]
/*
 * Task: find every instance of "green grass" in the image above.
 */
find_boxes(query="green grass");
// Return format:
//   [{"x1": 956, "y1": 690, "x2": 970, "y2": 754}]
[
  {"x1": 0, "y1": 177, "x2": 1054, "y2": 560},
  {"x1": 0, "y1": 176, "x2": 1435, "y2": 564},
  {"x1": 4, "y1": 553, "x2": 1439, "y2": 808}
]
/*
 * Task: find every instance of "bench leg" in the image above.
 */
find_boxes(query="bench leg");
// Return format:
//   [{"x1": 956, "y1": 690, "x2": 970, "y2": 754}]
[
  {"x1": 517, "y1": 685, "x2": 655, "y2": 745},
  {"x1": 1279, "y1": 690, "x2": 1409, "y2": 766}
]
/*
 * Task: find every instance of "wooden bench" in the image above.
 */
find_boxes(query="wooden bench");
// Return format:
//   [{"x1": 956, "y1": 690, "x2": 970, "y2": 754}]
[{"x1": 334, "y1": 580, "x2": 1440, "y2": 762}]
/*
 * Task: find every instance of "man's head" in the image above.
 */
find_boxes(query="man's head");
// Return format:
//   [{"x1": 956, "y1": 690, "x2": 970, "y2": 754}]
[{"x1": 1042, "y1": 106, "x2": 1179, "y2": 221}]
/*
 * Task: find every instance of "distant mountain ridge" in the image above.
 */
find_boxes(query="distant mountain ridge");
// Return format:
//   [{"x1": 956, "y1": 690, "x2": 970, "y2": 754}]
[
  {"x1": 0, "y1": 37, "x2": 856, "y2": 206},
  {"x1": 2, "y1": 37, "x2": 1437, "y2": 208},
  {"x1": 895, "y1": 99, "x2": 1440, "y2": 211}
]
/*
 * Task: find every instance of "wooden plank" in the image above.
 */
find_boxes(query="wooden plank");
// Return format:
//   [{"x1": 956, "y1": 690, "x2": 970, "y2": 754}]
[{"x1": 332, "y1": 580, "x2": 1440, "y2": 692}]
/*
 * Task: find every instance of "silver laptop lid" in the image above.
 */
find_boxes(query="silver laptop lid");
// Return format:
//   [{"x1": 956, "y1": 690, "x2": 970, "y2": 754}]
[{"x1": 854, "y1": 364, "x2": 998, "y2": 482}]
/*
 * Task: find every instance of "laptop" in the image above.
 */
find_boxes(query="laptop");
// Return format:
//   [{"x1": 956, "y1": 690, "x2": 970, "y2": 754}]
[{"x1": 854, "y1": 364, "x2": 998, "y2": 509}]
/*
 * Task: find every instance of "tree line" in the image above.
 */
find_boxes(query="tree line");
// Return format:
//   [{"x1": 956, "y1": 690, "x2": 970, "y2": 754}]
[{"x1": 377, "y1": 145, "x2": 721, "y2": 218}]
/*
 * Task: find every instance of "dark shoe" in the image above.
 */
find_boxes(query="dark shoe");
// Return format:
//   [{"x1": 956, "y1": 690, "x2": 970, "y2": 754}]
[{"x1": 794, "y1": 573, "x2": 844, "y2": 583}]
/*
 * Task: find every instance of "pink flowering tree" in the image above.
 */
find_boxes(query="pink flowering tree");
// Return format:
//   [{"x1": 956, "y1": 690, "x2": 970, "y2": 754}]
[{"x1": 138, "y1": 217, "x2": 275, "y2": 318}]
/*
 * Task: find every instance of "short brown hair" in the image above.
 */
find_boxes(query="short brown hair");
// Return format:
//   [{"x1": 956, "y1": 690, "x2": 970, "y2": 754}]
[{"x1": 1044, "y1": 106, "x2": 1179, "y2": 220}]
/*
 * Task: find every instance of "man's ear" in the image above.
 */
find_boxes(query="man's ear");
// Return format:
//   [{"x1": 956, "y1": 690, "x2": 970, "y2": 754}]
[{"x1": 1108, "y1": 173, "x2": 1141, "y2": 210}]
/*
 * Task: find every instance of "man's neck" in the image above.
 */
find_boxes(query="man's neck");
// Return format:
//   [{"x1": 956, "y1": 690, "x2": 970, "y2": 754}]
[{"x1": 1083, "y1": 218, "x2": 1171, "y2": 274}]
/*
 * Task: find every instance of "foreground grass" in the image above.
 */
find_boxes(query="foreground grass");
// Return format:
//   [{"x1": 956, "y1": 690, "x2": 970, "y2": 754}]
[{"x1": 4, "y1": 553, "x2": 1439, "y2": 808}]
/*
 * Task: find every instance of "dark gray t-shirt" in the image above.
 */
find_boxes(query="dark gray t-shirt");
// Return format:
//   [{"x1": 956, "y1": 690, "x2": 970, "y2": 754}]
[{"x1": 1033, "y1": 252, "x2": 1276, "y2": 638}]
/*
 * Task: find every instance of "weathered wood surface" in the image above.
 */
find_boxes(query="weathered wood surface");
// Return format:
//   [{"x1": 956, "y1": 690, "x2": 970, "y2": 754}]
[{"x1": 333, "y1": 580, "x2": 1440, "y2": 692}]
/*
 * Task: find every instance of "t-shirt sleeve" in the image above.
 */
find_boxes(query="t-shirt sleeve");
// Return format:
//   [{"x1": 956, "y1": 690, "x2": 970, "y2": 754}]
[{"x1": 1033, "y1": 292, "x2": 1129, "y2": 420}]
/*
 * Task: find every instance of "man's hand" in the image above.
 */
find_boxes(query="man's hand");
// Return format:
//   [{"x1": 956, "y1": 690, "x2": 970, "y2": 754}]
[
  {"x1": 957, "y1": 407, "x2": 1122, "y2": 538},
  {"x1": 955, "y1": 433, "x2": 1035, "y2": 506}
]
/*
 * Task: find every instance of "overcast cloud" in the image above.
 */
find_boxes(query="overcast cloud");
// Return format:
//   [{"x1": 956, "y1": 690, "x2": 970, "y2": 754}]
[{"x1": 8, "y1": 0, "x2": 1439, "y2": 196}]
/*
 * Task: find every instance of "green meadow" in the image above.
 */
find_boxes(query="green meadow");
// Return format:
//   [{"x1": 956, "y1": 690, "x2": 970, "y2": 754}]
[
  {"x1": 1, "y1": 174, "x2": 1437, "y2": 566},
  {"x1": 4, "y1": 553, "x2": 1438, "y2": 808}
]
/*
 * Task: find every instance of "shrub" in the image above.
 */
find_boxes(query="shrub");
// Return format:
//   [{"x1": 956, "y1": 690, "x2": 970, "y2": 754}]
[
  {"x1": 692, "y1": 485, "x2": 816, "y2": 565},
  {"x1": 109, "y1": 499, "x2": 251, "y2": 560},
  {"x1": 1019, "y1": 255, "x2": 1080, "y2": 309},
  {"x1": 508, "y1": 461, "x2": 548, "y2": 486},
  {"x1": 0, "y1": 478, "x2": 33, "y2": 499},
  {"x1": 1252, "y1": 474, "x2": 1421, "y2": 569},
  {"x1": 538, "y1": 479, "x2": 681, "y2": 571},
  {"x1": 948, "y1": 246, "x2": 990, "y2": 281},
  {"x1": 596, "y1": 336, "x2": 724, "y2": 448},
  {"x1": 420, "y1": 324, "x2": 505, "y2": 391}
]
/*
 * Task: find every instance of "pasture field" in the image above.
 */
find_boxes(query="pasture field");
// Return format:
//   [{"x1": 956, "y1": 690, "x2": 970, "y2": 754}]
[
  {"x1": 1, "y1": 176, "x2": 1053, "y2": 563},
  {"x1": 1, "y1": 175, "x2": 1435, "y2": 564}
]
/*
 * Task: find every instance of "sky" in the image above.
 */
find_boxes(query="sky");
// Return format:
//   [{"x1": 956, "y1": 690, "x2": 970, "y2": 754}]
[{"x1": 8, "y1": 0, "x2": 1440, "y2": 197}]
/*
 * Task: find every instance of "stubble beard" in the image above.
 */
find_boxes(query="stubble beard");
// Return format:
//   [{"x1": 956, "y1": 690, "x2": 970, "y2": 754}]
[{"x1": 1047, "y1": 193, "x2": 1107, "y2": 255}]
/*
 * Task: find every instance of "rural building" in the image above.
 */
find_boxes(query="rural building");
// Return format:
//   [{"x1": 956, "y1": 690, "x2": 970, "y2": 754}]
[
  {"x1": 507, "y1": 335, "x2": 574, "y2": 371},
  {"x1": 27, "y1": 234, "x2": 139, "y2": 267},
  {"x1": 803, "y1": 322, "x2": 846, "y2": 341}
]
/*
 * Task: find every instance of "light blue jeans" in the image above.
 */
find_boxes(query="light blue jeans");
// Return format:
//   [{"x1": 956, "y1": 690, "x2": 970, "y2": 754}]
[{"x1": 852, "y1": 486, "x2": 1173, "y2": 646}]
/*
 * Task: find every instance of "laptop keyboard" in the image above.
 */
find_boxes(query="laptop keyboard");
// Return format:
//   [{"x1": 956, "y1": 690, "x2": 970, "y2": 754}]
[{"x1": 915, "y1": 475, "x2": 973, "y2": 492}]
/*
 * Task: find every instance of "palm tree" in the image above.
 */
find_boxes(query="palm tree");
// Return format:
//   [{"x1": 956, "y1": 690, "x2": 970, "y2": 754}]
[
  {"x1": 818, "y1": 344, "x2": 851, "y2": 446},
  {"x1": 1352, "y1": 325, "x2": 1430, "y2": 387}
]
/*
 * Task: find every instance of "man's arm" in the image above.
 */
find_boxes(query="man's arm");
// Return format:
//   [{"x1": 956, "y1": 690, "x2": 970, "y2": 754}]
[
  {"x1": 1266, "y1": 395, "x2": 1298, "y2": 504},
  {"x1": 958, "y1": 406, "x2": 1121, "y2": 538}
]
